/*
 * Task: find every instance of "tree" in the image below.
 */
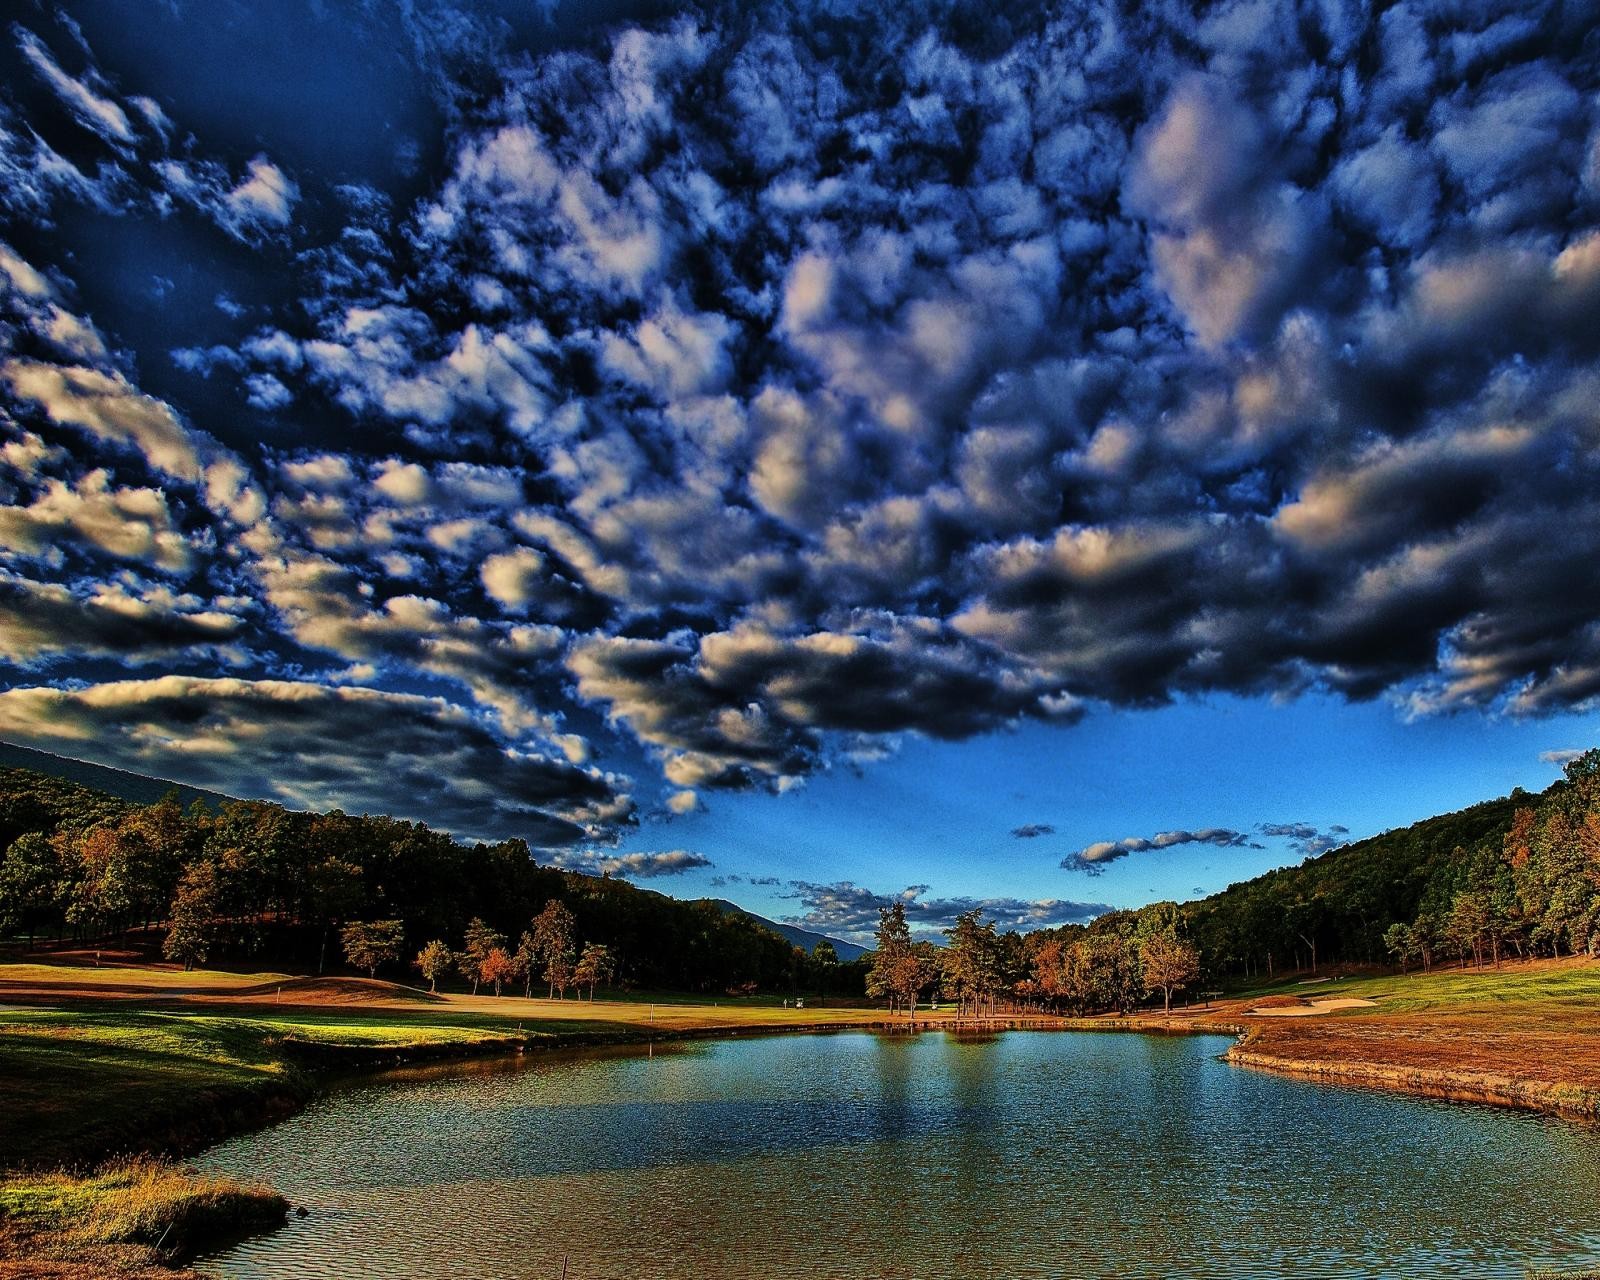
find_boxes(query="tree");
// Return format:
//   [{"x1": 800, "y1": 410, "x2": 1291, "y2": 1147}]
[
  {"x1": 459, "y1": 917, "x2": 506, "y2": 995},
  {"x1": 0, "y1": 832, "x2": 68, "y2": 947},
  {"x1": 1140, "y1": 931, "x2": 1200, "y2": 1014},
  {"x1": 341, "y1": 919, "x2": 405, "y2": 978},
  {"x1": 308, "y1": 855, "x2": 364, "y2": 975},
  {"x1": 1383, "y1": 922, "x2": 1419, "y2": 972},
  {"x1": 944, "y1": 908, "x2": 1001, "y2": 1017},
  {"x1": 480, "y1": 945, "x2": 516, "y2": 996},
  {"x1": 532, "y1": 899, "x2": 577, "y2": 998},
  {"x1": 891, "y1": 941, "x2": 939, "y2": 1017},
  {"x1": 811, "y1": 939, "x2": 838, "y2": 965},
  {"x1": 414, "y1": 939, "x2": 453, "y2": 993},
  {"x1": 867, "y1": 902, "x2": 913, "y2": 1012},
  {"x1": 573, "y1": 941, "x2": 613, "y2": 999},
  {"x1": 163, "y1": 860, "x2": 223, "y2": 971},
  {"x1": 513, "y1": 929, "x2": 539, "y2": 998}
]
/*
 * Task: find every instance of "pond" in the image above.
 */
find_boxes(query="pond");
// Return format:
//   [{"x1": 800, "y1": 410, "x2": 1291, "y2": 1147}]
[{"x1": 195, "y1": 1029, "x2": 1600, "y2": 1279}]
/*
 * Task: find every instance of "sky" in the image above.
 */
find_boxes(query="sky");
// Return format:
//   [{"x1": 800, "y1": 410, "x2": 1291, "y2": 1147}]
[{"x1": 0, "y1": 0, "x2": 1598, "y2": 944}]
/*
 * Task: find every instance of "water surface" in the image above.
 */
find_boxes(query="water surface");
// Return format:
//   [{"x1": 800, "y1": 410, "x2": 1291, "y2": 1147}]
[{"x1": 196, "y1": 1030, "x2": 1600, "y2": 1279}]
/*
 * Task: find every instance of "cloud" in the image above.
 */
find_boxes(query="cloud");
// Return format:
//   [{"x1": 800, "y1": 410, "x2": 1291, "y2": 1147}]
[
  {"x1": 0, "y1": 471, "x2": 193, "y2": 571},
  {"x1": 783, "y1": 880, "x2": 1109, "y2": 942},
  {"x1": 1062, "y1": 828, "x2": 1256, "y2": 875},
  {"x1": 0, "y1": 676, "x2": 632, "y2": 846},
  {"x1": 1540, "y1": 748, "x2": 1589, "y2": 767},
  {"x1": 2, "y1": 362, "x2": 202, "y2": 480},
  {"x1": 1011, "y1": 823, "x2": 1055, "y2": 839},
  {"x1": 3, "y1": 0, "x2": 1600, "y2": 845},
  {"x1": 552, "y1": 848, "x2": 712, "y2": 879},
  {"x1": 1257, "y1": 821, "x2": 1350, "y2": 858},
  {"x1": 16, "y1": 28, "x2": 136, "y2": 146},
  {"x1": 0, "y1": 573, "x2": 242, "y2": 665},
  {"x1": 223, "y1": 155, "x2": 298, "y2": 231}
]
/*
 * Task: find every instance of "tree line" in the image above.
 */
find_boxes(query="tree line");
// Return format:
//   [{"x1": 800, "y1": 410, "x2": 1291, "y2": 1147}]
[
  {"x1": 0, "y1": 767, "x2": 862, "y2": 996},
  {"x1": 1181, "y1": 749, "x2": 1600, "y2": 979},
  {"x1": 866, "y1": 899, "x2": 1201, "y2": 1017},
  {"x1": 7, "y1": 744, "x2": 1599, "y2": 1003}
]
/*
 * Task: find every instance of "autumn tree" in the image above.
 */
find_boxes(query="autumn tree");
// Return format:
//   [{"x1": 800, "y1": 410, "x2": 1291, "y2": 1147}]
[
  {"x1": 1139, "y1": 930, "x2": 1200, "y2": 1014},
  {"x1": 893, "y1": 941, "x2": 939, "y2": 1018},
  {"x1": 459, "y1": 917, "x2": 507, "y2": 995},
  {"x1": 414, "y1": 939, "x2": 453, "y2": 993},
  {"x1": 480, "y1": 945, "x2": 516, "y2": 996},
  {"x1": 867, "y1": 902, "x2": 913, "y2": 1013},
  {"x1": 513, "y1": 929, "x2": 539, "y2": 998},
  {"x1": 573, "y1": 941, "x2": 613, "y2": 999},
  {"x1": 532, "y1": 899, "x2": 577, "y2": 998},
  {"x1": 163, "y1": 860, "x2": 223, "y2": 971},
  {"x1": 341, "y1": 919, "x2": 405, "y2": 978}
]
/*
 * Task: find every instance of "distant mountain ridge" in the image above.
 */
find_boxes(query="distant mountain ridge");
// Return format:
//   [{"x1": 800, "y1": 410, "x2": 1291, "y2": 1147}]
[
  {"x1": 707, "y1": 898, "x2": 865, "y2": 961},
  {"x1": 0, "y1": 741, "x2": 239, "y2": 811}
]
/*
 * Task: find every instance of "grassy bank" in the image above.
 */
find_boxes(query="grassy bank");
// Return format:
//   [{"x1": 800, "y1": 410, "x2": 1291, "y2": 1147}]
[
  {"x1": 1218, "y1": 959, "x2": 1600, "y2": 1121},
  {"x1": 0, "y1": 1160, "x2": 285, "y2": 1279}
]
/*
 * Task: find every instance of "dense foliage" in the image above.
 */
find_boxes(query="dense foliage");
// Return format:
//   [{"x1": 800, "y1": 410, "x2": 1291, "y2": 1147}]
[
  {"x1": 0, "y1": 767, "x2": 858, "y2": 995},
  {"x1": 1183, "y1": 755, "x2": 1600, "y2": 978}
]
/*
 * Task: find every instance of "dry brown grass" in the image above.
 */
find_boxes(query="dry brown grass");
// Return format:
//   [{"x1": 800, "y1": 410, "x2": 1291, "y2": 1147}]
[
  {"x1": 0, "y1": 1158, "x2": 285, "y2": 1278},
  {"x1": 1222, "y1": 958, "x2": 1600, "y2": 1118}
]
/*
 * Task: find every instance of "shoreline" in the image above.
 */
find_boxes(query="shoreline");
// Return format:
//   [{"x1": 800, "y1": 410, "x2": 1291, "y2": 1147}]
[
  {"x1": 1222, "y1": 1041, "x2": 1600, "y2": 1123},
  {"x1": 5, "y1": 959, "x2": 1599, "y2": 1276}
]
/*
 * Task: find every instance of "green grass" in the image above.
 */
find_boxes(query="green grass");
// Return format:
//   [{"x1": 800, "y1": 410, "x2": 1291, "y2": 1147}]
[
  {"x1": 0, "y1": 1006, "x2": 529, "y2": 1170},
  {"x1": 1229, "y1": 961, "x2": 1600, "y2": 1014}
]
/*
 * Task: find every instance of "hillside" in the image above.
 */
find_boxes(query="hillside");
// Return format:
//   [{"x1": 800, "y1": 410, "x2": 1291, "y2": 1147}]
[
  {"x1": 0, "y1": 741, "x2": 237, "y2": 812},
  {"x1": 1181, "y1": 782, "x2": 1555, "y2": 976},
  {"x1": 708, "y1": 899, "x2": 865, "y2": 961},
  {"x1": 0, "y1": 756, "x2": 857, "y2": 995}
]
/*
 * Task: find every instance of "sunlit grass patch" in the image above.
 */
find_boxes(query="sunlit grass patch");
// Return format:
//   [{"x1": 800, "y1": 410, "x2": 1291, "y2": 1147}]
[{"x1": 0, "y1": 1158, "x2": 286, "y2": 1271}]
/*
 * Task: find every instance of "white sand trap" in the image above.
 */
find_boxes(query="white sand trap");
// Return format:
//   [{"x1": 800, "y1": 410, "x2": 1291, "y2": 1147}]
[{"x1": 1249, "y1": 997, "x2": 1378, "y2": 1017}]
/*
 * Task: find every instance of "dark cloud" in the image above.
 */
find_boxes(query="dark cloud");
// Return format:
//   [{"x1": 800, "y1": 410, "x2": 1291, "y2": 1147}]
[
  {"x1": 1258, "y1": 821, "x2": 1350, "y2": 858},
  {"x1": 1011, "y1": 823, "x2": 1055, "y2": 839},
  {"x1": 0, "y1": 676, "x2": 632, "y2": 846},
  {"x1": 1, "y1": 0, "x2": 1600, "y2": 843},
  {"x1": 784, "y1": 880, "x2": 1109, "y2": 942},
  {"x1": 553, "y1": 848, "x2": 712, "y2": 878},
  {"x1": 1061, "y1": 827, "x2": 1256, "y2": 875}
]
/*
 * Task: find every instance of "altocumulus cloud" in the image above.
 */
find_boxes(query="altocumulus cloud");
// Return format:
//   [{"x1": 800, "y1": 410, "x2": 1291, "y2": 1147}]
[{"x1": 1, "y1": 1, "x2": 1599, "y2": 845}]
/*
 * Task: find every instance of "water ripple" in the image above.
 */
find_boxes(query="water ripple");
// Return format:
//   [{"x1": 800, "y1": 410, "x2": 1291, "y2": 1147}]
[{"x1": 195, "y1": 1032, "x2": 1600, "y2": 1280}]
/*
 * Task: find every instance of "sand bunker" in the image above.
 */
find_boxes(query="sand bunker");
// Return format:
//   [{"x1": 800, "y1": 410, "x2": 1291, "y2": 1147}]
[{"x1": 1249, "y1": 997, "x2": 1378, "y2": 1017}]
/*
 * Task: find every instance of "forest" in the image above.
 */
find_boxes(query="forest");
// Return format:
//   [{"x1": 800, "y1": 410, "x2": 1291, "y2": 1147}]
[
  {"x1": 0, "y1": 767, "x2": 860, "y2": 996},
  {"x1": 3, "y1": 749, "x2": 1599, "y2": 1012}
]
